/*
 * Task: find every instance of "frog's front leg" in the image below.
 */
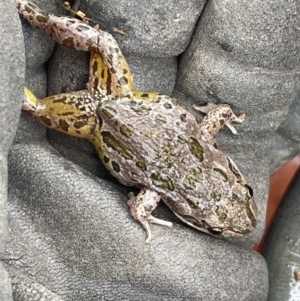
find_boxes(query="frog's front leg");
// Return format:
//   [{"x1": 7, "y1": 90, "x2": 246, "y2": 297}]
[
  {"x1": 128, "y1": 189, "x2": 173, "y2": 243},
  {"x1": 194, "y1": 103, "x2": 245, "y2": 145}
]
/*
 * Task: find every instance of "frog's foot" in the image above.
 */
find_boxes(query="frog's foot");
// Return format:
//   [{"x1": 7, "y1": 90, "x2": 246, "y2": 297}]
[
  {"x1": 128, "y1": 189, "x2": 172, "y2": 243},
  {"x1": 194, "y1": 103, "x2": 246, "y2": 143}
]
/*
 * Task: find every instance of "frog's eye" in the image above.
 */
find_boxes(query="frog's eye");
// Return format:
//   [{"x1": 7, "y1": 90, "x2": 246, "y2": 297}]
[
  {"x1": 245, "y1": 184, "x2": 253, "y2": 197},
  {"x1": 237, "y1": 181, "x2": 253, "y2": 197}
]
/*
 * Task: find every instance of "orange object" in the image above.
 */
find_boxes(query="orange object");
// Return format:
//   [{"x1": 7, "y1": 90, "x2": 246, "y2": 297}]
[{"x1": 253, "y1": 154, "x2": 300, "y2": 254}]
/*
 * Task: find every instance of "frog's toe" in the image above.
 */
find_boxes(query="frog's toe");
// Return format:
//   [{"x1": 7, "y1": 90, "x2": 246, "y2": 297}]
[
  {"x1": 193, "y1": 103, "x2": 216, "y2": 114},
  {"x1": 144, "y1": 224, "x2": 152, "y2": 244},
  {"x1": 225, "y1": 122, "x2": 238, "y2": 135},
  {"x1": 148, "y1": 216, "x2": 173, "y2": 228},
  {"x1": 22, "y1": 87, "x2": 38, "y2": 112},
  {"x1": 127, "y1": 192, "x2": 135, "y2": 207},
  {"x1": 234, "y1": 113, "x2": 246, "y2": 123},
  {"x1": 225, "y1": 113, "x2": 246, "y2": 134},
  {"x1": 128, "y1": 189, "x2": 170, "y2": 242}
]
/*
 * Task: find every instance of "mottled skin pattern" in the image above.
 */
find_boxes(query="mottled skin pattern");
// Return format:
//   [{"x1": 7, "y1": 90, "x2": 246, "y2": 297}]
[{"x1": 16, "y1": 0, "x2": 257, "y2": 243}]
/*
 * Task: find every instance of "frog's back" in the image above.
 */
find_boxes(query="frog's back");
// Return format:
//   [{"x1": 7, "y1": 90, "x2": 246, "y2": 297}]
[
  {"x1": 97, "y1": 96, "x2": 239, "y2": 198},
  {"x1": 97, "y1": 96, "x2": 256, "y2": 236}
]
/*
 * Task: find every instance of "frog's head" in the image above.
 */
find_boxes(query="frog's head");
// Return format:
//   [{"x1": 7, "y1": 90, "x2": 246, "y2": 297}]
[
  {"x1": 169, "y1": 180, "x2": 257, "y2": 238},
  {"x1": 207, "y1": 181, "x2": 257, "y2": 238}
]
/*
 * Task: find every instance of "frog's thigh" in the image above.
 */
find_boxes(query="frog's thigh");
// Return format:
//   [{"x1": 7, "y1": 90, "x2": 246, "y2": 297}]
[
  {"x1": 88, "y1": 51, "x2": 109, "y2": 97},
  {"x1": 22, "y1": 87, "x2": 97, "y2": 139},
  {"x1": 128, "y1": 189, "x2": 172, "y2": 243},
  {"x1": 88, "y1": 50, "x2": 132, "y2": 99}
]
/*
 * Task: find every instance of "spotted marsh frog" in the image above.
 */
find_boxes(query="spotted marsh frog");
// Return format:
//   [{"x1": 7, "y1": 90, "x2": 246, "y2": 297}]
[{"x1": 16, "y1": 0, "x2": 256, "y2": 243}]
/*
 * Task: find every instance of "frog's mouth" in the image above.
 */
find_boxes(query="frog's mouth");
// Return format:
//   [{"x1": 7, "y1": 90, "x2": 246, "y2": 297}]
[
  {"x1": 221, "y1": 230, "x2": 244, "y2": 238},
  {"x1": 172, "y1": 211, "x2": 252, "y2": 238},
  {"x1": 172, "y1": 212, "x2": 227, "y2": 237}
]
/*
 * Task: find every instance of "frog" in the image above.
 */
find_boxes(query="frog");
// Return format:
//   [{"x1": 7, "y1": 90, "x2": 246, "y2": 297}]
[{"x1": 16, "y1": 0, "x2": 257, "y2": 243}]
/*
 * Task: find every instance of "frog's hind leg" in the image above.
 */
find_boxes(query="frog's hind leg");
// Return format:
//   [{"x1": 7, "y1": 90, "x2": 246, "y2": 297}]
[
  {"x1": 88, "y1": 50, "x2": 135, "y2": 99},
  {"x1": 23, "y1": 87, "x2": 99, "y2": 140},
  {"x1": 88, "y1": 49, "x2": 162, "y2": 101},
  {"x1": 16, "y1": 0, "x2": 134, "y2": 99},
  {"x1": 128, "y1": 189, "x2": 173, "y2": 243},
  {"x1": 194, "y1": 103, "x2": 245, "y2": 144}
]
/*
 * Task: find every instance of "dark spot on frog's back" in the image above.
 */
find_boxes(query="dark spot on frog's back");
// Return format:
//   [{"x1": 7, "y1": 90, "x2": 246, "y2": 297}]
[
  {"x1": 101, "y1": 131, "x2": 134, "y2": 160},
  {"x1": 177, "y1": 135, "x2": 186, "y2": 144},
  {"x1": 188, "y1": 137, "x2": 204, "y2": 162},
  {"x1": 103, "y1": 156, "x2": 109, "y2": 163},
  {"x1": 215, "y1": 206, "x2": 228, "y2": 222},
  {"x1": 155, "y1": 114, "x2": 167, "y2": 126},
  {"x1": 150, "y1": 172, "x2": 174, "y2": 191},
  {"x1": 120, "y1": 124, "x2": 134, "y2": 138},
  {"x1": 66, "y1": 19, "x2": 76, "y2": 26},
  {"x1": 213, "y1": 168, "x2": 228, "y2": 182},
  {"x1": 180, "y1": 114, "x2": 187, "y2": 122},
  {"x1": 163, "y1": 102, "x2": 172, "y2": 109},
  {"x1": 130, "y1": 104, "x2": 151, "y2": 116},
  {"x1": 186, "y1": 198, "x2": 199, "y2": 209},
  {"x1": 102, "y1": 106, "x2": 117, "y2": 118},
  {"x1": 129, "y1": 100, "x2": 137, "y2": 107},
  {"x1": 183, "y1": 167, "x2": 203, "y2": 190},
  {"x1": 211, "y1": 191, "x2": 221, "y2": 202},
  {"x1": 136, "y1": 161, "x2": 147, "y2": 171},
  {"x1": 112, "y1": 161, "x2": 121, "y2": 173}
]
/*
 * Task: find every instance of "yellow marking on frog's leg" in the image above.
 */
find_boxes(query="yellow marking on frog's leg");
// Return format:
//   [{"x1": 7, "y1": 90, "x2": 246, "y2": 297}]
[
  {"x1": 88, "y1": 50, "x2": 108, "y2": 97},
  {"x1": 88, "y1": 49, "x2": 135, "y2": 99},
  {"x1": 22, "y1": 87, "x2": 99, "y2": 140},
  {"x1": 88, "y1": 49, "x2": 163, "y2": 100}
]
